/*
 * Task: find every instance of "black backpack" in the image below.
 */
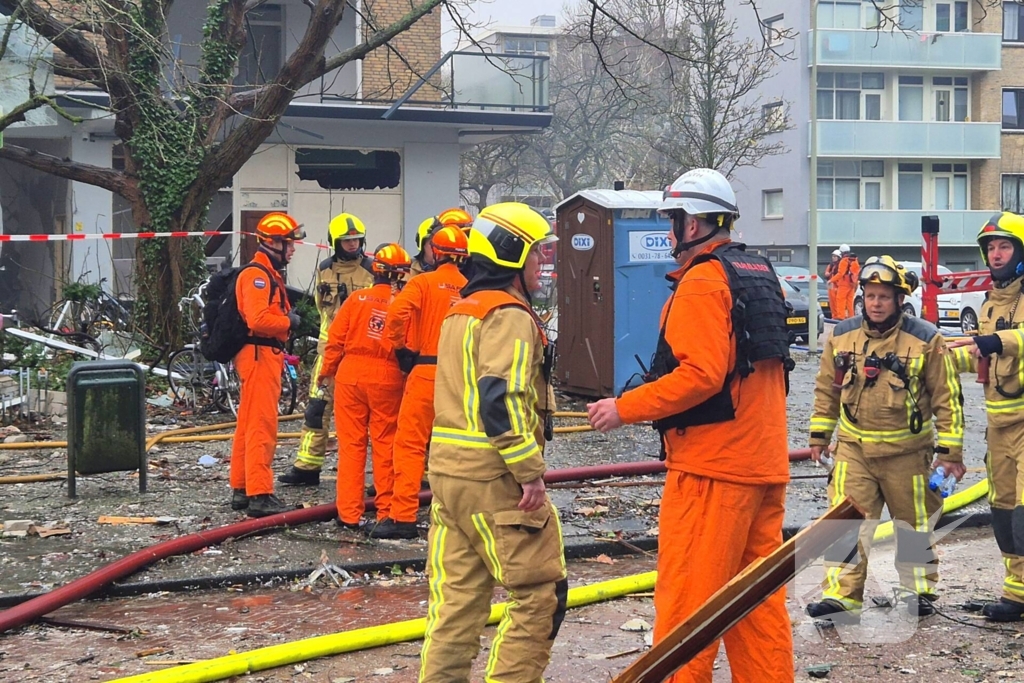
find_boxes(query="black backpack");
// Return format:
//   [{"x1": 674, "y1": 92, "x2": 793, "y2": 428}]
[{"x1": 200, "y1": 263, "x2": 283, "y2": 363}]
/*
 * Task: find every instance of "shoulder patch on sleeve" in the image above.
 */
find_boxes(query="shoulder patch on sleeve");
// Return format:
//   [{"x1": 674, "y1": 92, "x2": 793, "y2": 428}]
[
  {"x1": 900, "y1": 315, "x2": 939, "y2": 343},
  {"x1": 253, "y1": 278, "x2": 267, "y2": 290}
]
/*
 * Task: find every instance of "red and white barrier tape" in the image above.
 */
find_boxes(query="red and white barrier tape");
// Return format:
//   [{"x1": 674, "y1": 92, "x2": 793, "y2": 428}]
[
  {"x1": 0, "y1": 230, "x2": 331, "y2": 249},
  {"x1": 780, "y1": 274, "x2": 819, "y2": 281}
]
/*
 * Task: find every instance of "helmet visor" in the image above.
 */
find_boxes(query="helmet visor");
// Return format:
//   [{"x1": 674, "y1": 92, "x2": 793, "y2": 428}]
[{"x1": 860, "y1": 262, "x2": 900, "y2": 286}]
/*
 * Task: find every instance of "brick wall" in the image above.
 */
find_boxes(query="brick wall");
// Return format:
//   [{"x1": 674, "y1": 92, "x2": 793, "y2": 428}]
[
  {"x1": 973, "y1": 0, "x2": 1024, "y2": 211},
  {"x1": 360, "y1": 0, "x2": 442, "y2": 101}
]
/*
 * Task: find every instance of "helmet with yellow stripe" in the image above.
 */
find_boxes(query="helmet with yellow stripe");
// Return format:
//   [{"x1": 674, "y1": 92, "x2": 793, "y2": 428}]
[
  {"x1": 328, "y1": 213, "x2": 366, "y2": 260},
  {"x1": 468, "y1": 202, "x2": 557, "y2": 271},
  {"x1": 256, "y1": 212, "x2": 305, "y2": 244},
  {"x1": 371, "y1": 243, "x2": 412, "y2": 280}
]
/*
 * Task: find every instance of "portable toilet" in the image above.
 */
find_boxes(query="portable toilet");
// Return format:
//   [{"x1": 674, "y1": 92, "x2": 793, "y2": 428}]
[{"x1": 554, "y1": 189, "x2": 673, "y2": 397}]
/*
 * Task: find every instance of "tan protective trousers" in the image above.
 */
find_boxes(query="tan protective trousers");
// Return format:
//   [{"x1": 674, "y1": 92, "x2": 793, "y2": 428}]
[
  {"x1": 821, "y1": 442, "x2": 942, "y2": 609},
  {"x1": 986, "y1": 422, "x2": 1024, "y2": 603},
  {"x1": 294, "y1": 354, "x2": 332, "y2": 470},
  {"x1": 419, "y1": 472, "x2": 567, "y2": 683}
]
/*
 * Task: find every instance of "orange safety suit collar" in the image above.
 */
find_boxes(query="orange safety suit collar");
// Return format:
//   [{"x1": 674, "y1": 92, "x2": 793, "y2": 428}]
[
  {"x1": 665, "y1": 238, "x2": 733, "y2": 283},
  {"x1": 449, "y1": 287, "x2": 548, "y2": 345}
]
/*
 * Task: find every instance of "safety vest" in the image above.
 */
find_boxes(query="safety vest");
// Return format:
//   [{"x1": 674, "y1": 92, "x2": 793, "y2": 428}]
[{"x1": 650, "y1": 243, "x2": 793, "y2": 433}]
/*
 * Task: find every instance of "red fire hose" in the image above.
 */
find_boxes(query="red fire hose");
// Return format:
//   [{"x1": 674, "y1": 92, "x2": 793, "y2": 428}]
[{"x1": 0, "y1": 452, "x2": 811, "y2": 634}]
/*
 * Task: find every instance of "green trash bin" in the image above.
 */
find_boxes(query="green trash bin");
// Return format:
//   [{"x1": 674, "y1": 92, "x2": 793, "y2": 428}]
[{"x1": 66, "y1": 360, "x2": 147, "y2": 498}]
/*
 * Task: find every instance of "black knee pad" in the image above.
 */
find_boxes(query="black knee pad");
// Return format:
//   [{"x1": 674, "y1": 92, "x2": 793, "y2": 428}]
[
  {"x1": 894, "y1": 526, "x2": 937, "y2": 567},
  {"x1": 304, "y1": 398, "x2": 327, "y2": 430},
  {"x1": 547, "y1": 578, "x2": 569, "y2": 640},
  {"x1": 993, "y1": 507, "x2": 1016, "y2": 555},
  {"x1": 1012, "y1": 506, "x2": 1024, "y2": 556}
]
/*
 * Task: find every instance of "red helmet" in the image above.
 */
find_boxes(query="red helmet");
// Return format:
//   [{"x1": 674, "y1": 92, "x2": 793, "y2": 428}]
[
  {"x1": 256, "y1": 212, "x2": 305, "y2": 244},
  {"x1": 372, "y1": 243, "x2": 412, "y2": 278},
  {"x1": 430, "y1": 226, "x2": 470, "y2": 261}
]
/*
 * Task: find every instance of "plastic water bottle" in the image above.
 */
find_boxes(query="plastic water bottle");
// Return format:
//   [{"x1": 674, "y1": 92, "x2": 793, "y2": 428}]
[
  {"x1": 818, "y1": 452, "x2": 834, "y2": 469},
  {"x1": 928, "y1": 466, "x2": 957, "y2": 498}
]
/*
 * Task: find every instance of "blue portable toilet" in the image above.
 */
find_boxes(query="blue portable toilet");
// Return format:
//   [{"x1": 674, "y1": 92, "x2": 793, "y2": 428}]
[{"x1": 554, "y1": 190, "x2": 674, "y2": 397}]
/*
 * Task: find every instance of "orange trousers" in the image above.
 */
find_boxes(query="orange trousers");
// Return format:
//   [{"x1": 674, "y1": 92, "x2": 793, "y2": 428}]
[
  {"x1": 834, "y1": 285, "x2": 856, "y2": 319},
  {"x1": 390, "y1": 367, "x2": 435, "y2": 523},
  {"x1": 334, "y1": 380, "x2": 403, "y2": 524},
  {"x1": 827, "y1": 285, "x2": 839, "y2": 321},
  {"x1": 654, "y1": 471, "x2": 793, "y2": 683},
  {"x1": 229, "y1": 345, "x2": 283, "y2": 497}
]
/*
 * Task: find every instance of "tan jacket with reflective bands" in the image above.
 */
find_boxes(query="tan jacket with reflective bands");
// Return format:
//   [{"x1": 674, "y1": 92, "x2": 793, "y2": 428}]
[
  {"x1": 810, "y1": 314, "x2": 964, "y2": 461},
  {"x1": 429, "y1": 287, "x2": 556, "y2": 483},
  {"x1": 315, "y1": 256, "x2": 374, "y2": 354}
]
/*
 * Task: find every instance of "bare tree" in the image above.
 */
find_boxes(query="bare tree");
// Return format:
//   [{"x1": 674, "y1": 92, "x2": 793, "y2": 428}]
[{"x1": 459, "y1": 136, "x2": 530, "y2": 212}]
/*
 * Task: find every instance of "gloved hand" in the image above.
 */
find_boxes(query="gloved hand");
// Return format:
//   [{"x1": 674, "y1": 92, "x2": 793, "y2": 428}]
[
  {"x1": 287, "y1": 312, "x2": 301, "y2": 331},
  {"x1": 395, "y1": 348, "x2": 419, "y2": 374}
]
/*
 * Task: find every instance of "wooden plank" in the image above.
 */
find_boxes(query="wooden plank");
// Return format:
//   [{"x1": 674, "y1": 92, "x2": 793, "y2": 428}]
[{"x1": 612, "y1": 497, "x2": 862, "y2": 683}]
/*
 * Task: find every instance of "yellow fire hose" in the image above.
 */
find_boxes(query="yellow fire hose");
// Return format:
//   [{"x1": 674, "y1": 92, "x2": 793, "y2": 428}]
[
  {"x1": 102, "y1": 479, "x2": 988, "y2": 683},
  {"x1": 105, "y1": 571, "x2": 658, "y2": 683}
]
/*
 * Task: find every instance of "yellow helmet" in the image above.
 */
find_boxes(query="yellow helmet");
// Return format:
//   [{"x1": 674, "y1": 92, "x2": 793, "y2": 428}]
[
  {"x1": 329, "y1": 213, "x2": 366, "y2": 244},
  {"x1": 416, "y1": 217, "x2": 439, "y2": 251},
  {"x1": 468, "y1": 202, "x2": 557, "y2": 270},
  {"x1": 978, "y1": 212, "x2": 1024, "y2": 267},
  {"x1": 859, "y1": 255, "x2": 917, "y2": 296}
]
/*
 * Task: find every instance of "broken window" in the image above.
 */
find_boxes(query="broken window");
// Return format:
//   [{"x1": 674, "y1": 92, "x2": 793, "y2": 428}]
[{"x1": 294, "y1": 148, "x2": 401, "y2": 190}]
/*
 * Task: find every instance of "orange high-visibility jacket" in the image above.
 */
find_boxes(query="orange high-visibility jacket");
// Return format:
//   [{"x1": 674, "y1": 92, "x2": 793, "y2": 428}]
[
  {"x1": 235, "y1": 250, "x2": 290, "y2": 344},
  {"x1": 385, "y1": 262, "x2": 467, "y2": 360},
  {"x1": 318, "y1": 283, "x2": 403, "y2": 386},
  {"x1": 615, "y1": 241, "x2": 790, "y2": 485}
]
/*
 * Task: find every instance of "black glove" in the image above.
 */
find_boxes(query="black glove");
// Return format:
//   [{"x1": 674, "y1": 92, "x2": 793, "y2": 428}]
[
  {"x1": 395, "y1": 348, "x2": 418, "y2": 374},
  {"x1": 287, "y1": 312, "x2": 301, "y2": 331}
]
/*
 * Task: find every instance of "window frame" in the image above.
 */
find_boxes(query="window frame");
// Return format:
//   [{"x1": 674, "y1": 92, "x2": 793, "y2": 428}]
[
  {"x1": 1003, "y1": 88, "x2": 1024, "y2": 130},
  {"x1": 1002, "y1": 173, "x2": 1024, "y2": 212},
  {"x1": 763, "y1": 14, "x2": 785, "y2": 46},
  {"x1": 1005, "y1": 1, "x2": 1024, "y2": 42},
  {"x1": 235, "y1": 4, "x2": 285, "y2": 86},
  {"x1": 763, "y1": 189, "x2": 784, "y2": 219}
]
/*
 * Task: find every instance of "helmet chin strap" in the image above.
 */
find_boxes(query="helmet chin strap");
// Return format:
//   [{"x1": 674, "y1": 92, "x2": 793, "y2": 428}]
[
  {"x1": 259, "y1": 242, "x2": 286, "y2": 269},
  {"x1": 670, "y1": 212, "x2": 726, "y2": 259}
]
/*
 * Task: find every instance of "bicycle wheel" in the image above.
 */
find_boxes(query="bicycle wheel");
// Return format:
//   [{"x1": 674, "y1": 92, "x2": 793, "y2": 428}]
[
  {"x1": 167, "y1": 347, "x2": 216, "y2": 409},
  {"x1": 45, "y1": 300, "x2": 94, "y2": 334},
  {"x1": 213, "y1": 362, "x2": 241, "y2": 416},
  {"x1": 279, "y1": 364, "x2": 298, "y2": 416}
]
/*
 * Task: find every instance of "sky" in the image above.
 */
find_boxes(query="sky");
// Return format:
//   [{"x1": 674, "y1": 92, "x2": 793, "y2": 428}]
[{"x1": 442, "y1": 0, "x2": 569, "y2": 49}]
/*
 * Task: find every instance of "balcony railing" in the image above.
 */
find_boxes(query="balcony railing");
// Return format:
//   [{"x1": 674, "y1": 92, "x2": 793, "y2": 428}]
[
  {"x1": 811, "y1": 29, "x2": 1001, "y2": 71},
  {"x1": 351, "y1": 50, "x2": 551, "y2": 118},
  {"x1": 817, "y1": 210, "x2": 992, "y2": 246},
  {"x1": 814, "y1": 120, "x2": 1001, "y2": 158}
]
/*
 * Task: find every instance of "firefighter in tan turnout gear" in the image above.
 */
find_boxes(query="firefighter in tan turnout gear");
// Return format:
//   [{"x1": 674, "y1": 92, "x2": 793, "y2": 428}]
[
  {"x1": 949, "y1": 212, "x2": 1024, "y2": 621},
  {"x1": 806, "y1": 255, "x2": 965, "y2": 622},
  {"x1": 419, "y1": 203, "x2": 565, "y2": 683},
  {"x1": 279, "y1": 213, "x2": 373, "y2": 486}
]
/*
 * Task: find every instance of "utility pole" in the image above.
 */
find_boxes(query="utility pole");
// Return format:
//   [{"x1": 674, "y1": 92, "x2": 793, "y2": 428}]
[{"x1": 808, "y1": 0, "x2": 820, "y2": 353}]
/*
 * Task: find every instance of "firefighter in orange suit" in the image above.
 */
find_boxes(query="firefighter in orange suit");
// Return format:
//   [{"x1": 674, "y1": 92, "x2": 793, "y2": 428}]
[
  {"x1": 825, "y1": 249, "x2": 841, "y2": 318},
  {"x1": 588, "y1": 169, "x2": 794, "y2": 683},
  {"x1": 229, "y1": 212, "x2": 304, "y2": 518},
  {"x1": 831, "y1": 243, "x2": 861, "y2": 319},
  {"x1": 373, "y1": 227, "x2": 469, "y2": 539},
  {"x1": 419, "y1": 202, "x2": 564, "y2": 683},
  {"x1": 317, "y1": 244, "x2": 411, "y2": 528}
]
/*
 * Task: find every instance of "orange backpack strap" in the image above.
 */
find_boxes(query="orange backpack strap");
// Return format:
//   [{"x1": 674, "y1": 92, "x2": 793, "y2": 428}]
[{"x1": 448, "y1": 290, "x2": 548, "y2": 345}]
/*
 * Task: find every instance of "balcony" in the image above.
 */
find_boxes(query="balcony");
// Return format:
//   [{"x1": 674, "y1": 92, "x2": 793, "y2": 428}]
[
  {"x1": 814, "y1": 120, "x2": 1001, "y2": 158},
  {"x1": 811, "y1": 29, "x2": 1001, "y2": 71},
  {"x1": 818, "y1": 210, "x2": 992, "y2": 246}
]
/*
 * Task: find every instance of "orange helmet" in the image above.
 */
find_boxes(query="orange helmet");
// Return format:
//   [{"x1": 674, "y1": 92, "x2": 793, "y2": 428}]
[
  {"x1": 437, "y1": 207, "x2": 473, "y2": 233},
  {"x1": 372, "y1": 243, "x2": 412, "y2": 278},
  {"x1": 430, "y1": 226, "x2": 470, "y2": 261},
  {"x1": 256, "y1": 212, "x2": 305, "y2": 244}
]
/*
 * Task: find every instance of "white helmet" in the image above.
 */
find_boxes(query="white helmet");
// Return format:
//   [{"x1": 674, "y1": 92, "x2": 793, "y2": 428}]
[
  {"x1": 832, "y1": 249, "x2": 841, "y2": 257},
  {"x1": 840, "y1": 243, "x2": 851, "y2": 253},
  {"x1": 659, "y1": 168, "x2": 740, "y2": 219}
]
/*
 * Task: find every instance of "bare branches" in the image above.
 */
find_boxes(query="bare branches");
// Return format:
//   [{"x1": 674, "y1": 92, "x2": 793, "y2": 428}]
[{"x1": 0, "y1": 144, "x2": 134, "y2": 197}]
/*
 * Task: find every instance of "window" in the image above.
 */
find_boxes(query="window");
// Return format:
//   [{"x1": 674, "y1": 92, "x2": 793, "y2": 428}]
[
  {"x1": 763, "y1": 14, "x2": 785, "y2": 46},
  {"x1": 817, "y1": 72, "x2": 861, "y2": 120},
  {"x1": 535, "y1": 40, "x2": 551, "y2": 53},
  {"x1": 932, "y1": 163, "x2": 968, "y2": 210},
  {"x1": 766, "y1": 249, "x2": 793, "y2": 263},
  {"x1": 934, "y1": 76, "x2": 969, "y2": 122},
  {"x1": 294, "y1": 148, "x2": 402, "y2": 190},
  {"x1": 504, "y1": 38, "x2": 539, "y2": 54},
  {"x1": 1003, "y1": 89, "x2": 1024, "y2": 129},
  {"x1": 817, "y1": 160, "x2": 884, "y2": 210},
  {"x1": 937, "y1": 1, "x2": 968, "y2": 31},
  {"x1": 900, "y1": 0, "x2": 923, "y2": 30},
  {"x1": 235, "y1": 4, "x2": 283, "y2": 86},
  {"x1": 763, "y1": 101, "x2": 785, "y2": 131},
  {"x1": 899, "y1": 75, "x2": 924, "y2": 121},
  {"x1": 816, "y1": 1, "x2": 861, "y2": 28},
  {"x1": 1003, "y1": 174, "x2": 1024, "y2": 212},
  {"x1": 1005, "y1": 2, "x2": 1024, "y2": 41},
  {"x1": 763, "y1": 190, "x2": 784, "y2": 218},
  {"x1": 898, "y1": 163, "x2": 924, "y2": 210}
]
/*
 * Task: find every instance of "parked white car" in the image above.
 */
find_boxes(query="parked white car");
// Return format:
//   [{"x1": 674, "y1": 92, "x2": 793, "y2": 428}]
[
  {"x1": 958, "y1": 290, "x2": 988, "y2": 333},
  {"x1": 854, "y1": 262, "x2": 960, "y2": 326}
]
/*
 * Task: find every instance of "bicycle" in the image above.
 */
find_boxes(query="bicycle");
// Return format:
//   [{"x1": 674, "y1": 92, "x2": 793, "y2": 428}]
[
  {"x1": 45, "y1": 277, "x2": 132, "y2": 338},
  {"x1": 167, "y1": 287, "x2": 298, "y2": 416}
]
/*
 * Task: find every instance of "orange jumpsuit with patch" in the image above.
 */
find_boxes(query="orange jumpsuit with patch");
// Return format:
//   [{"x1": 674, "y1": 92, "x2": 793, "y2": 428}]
[
  {"x1": 229, "y1": 251, "x2": 291, "y2": 497},
  {"x1": 318, "y1": 282, "x2": 405, "y2": 524},
  {"x1": 384, "y1": 262, "x2": 467, "y2": 523},
  {"x1": 830, "y1": 255, "x2": 861, "y2": 319},
  {"x1": 615, "y1": 240, "x2": 794, "y2": 683}
]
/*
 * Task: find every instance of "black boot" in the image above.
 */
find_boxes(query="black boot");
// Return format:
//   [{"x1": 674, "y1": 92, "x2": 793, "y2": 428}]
[
  {"x1": 903, "y1": 593, "x2": 936, "y2": 618},
  {"x1": 983, "y1": 598, "x2": 1024, "y2": 622},
  {"x1": 246, "y1": 494, "x2": 291, "y2": 518},
  {"x1": 278, "y1": 466, "x2": 320, "y2": 486},
  {"x1": 368, "y1": 518, "x2": 420, "y2": 540},
  {"x1": 230, "y1": 489, "x2": 249, "y2": 511},
  {"x1": 806, "y1": 599, "x2": 859, "y2": 624},
  {"x1": 336, "y1": 517, "x2": 365, "y2": 531}
]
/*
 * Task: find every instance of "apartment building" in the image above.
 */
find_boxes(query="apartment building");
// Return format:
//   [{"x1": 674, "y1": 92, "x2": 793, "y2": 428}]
[
  {"x1": 731, "y1": 0, "x2": 1003, "y2": 271},
  {"x1": 0, "y1": 1, "x2": 550, "y2": 314}
]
